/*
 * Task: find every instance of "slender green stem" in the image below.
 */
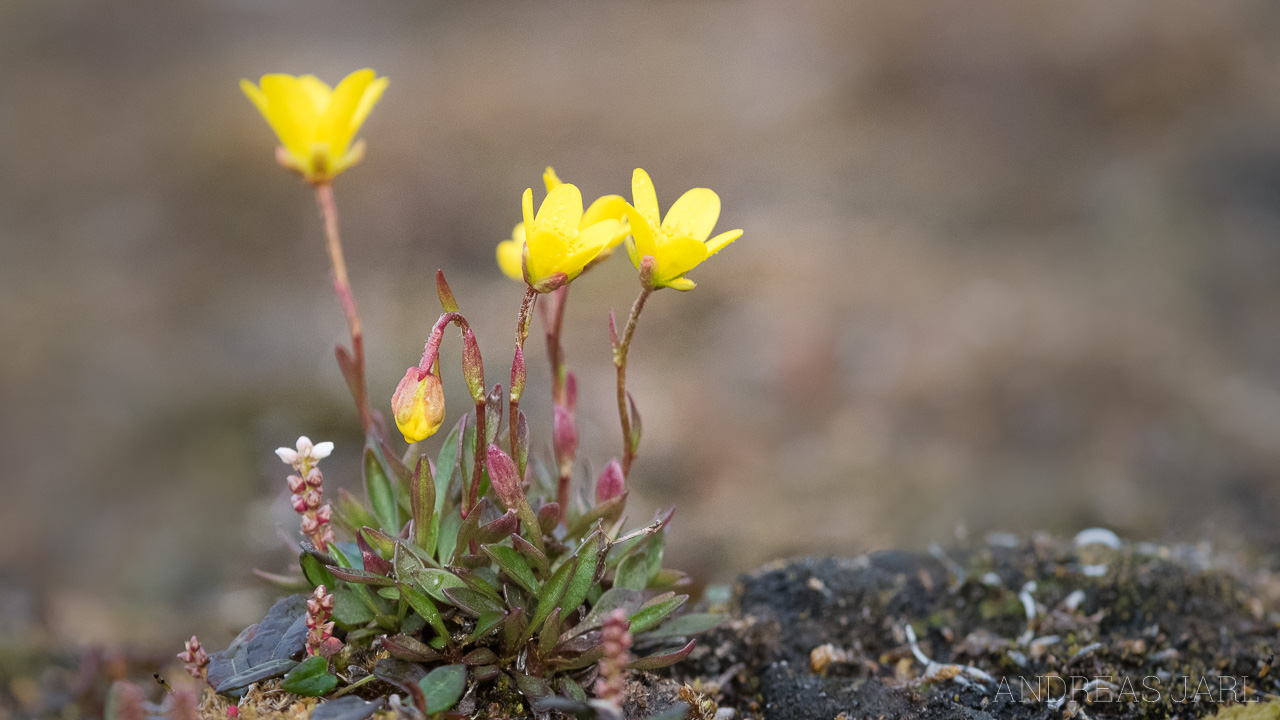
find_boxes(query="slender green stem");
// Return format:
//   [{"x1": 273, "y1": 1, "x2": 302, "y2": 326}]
[
  {"x1": 314, "y1": 183, "x2": 372, "y2": 435},
  {"x1": 614, "y1": 287, "x2": 653, "y2": 475},
  {"x1": 545, "y1": 286, "x2": 572, "y2": 522}
]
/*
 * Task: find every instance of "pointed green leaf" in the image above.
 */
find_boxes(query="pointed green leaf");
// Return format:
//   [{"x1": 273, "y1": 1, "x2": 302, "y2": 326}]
[
  {"x1": 436, "y1": 509, "x2": 463, "y2": 565},
  {"x1": 629, "y1": 593, "x2": 686, "y2": 635},
  {"x1": 443, "y1": 586, "x2": 505, "y2": 617},
  {"x1": 300, "y1": 551, "x2": 337, "y2": 590},
  {"x1": 519, "y1": 557, "x2": 575, "y2": 646},
  {"x1": 463, "y1": 610, "x2": 505, "y2": 644},
  {"x1": 537, "y1": 607, "x2": 561, "y2": 657},
  {"x1": 418, "y1": 665, "x2": 466, "y2": 715},
  {"x1": 411, "y1": 568, "x2": 467, "y2": 604},
  {"x1": 281, "y1": 655, "x2": 339, "y2": 697},
  {"x1": 615, "y1": 552, "x2": 649, "y2": 590},
  {"x1": 560, "y1": 530, "x2": 602, "y2": 618},
  {"x1": 511, "y1": 534, "x2": 549, "y2": 576},
  {"x1": 482, "y1": 544, "x2": 539, "y2": 595},
  {"x1": 364, "y1": 444, "x2": 399, "y2": 533},
  {"x1": 642, "y1": 612, "x2": 723, "y2": 638},
  {"x1": 331, "y1": 587, "x2": 375, "y2": 627},
  {"x1": 397, "y1": 582, "x2": 449, "y2": 643},
  {"x1": 410, "y1": 456, "x2": 434, "y2": 550},
  {"x1": 628, "y1": 640, "x2": 695, "y2": 670}
]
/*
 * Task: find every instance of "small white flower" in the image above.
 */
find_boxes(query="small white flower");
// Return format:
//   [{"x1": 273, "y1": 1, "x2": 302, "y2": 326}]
[
  {"x1": 275, "y1": 447, "x2": 300, "y2": 465},
  {"x1": 277, "y1": 436, "x2": 335, "y2": 468},
  {"x1": 311, "y1": 441, "x2": 335, "y2": 460},
  {"x1": 296, "y1": 436, "x2": 314, "y2": 456}
]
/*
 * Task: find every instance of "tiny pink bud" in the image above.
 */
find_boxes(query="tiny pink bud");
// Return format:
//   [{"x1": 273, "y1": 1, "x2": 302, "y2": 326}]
[
  {"x1": 301, "y1": 515, "x2": 320, "y2": 534},
  {"x1": 291, "y1": 494, "x2": 308, "y2": 513},
  {"x1": 596, "y1": 459, "x2": 626, "y2": 504},
  {"x1": 227, "y1": 706, "x2": 239, "y2": 718},
  {"x1": 486, "y1": 443, "x2": 524, "y2": 508},
  {"x1": 510, "y1": 344, "x2": 527, "y2": 402},
  {"x1": 315, "y1": 504, "x2": 333, "y2": 523},
  {"x1": 553, "y1": 404, "x2": 578, "y2": 463},
  {"x1": 461, "y1": 327, "x2": 485, "y2": 403},
  {"x1": 287, "y1": 474, "x2": 306, "y2": 493},
  {"x1": 304, "y1": 489, "x2": 323, "y2": 509},
  {"x1": 305, "y1": 468, "x2": 323, "y2": 488}
]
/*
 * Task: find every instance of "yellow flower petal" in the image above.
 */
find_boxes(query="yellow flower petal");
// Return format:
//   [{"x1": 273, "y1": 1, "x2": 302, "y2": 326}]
[
  {"x1": 576, "y1": 219, "x2": 620, "y2": 256},
  {"x1": 623, "y1": 203, "x2": 658, "y2": 262},
  {"x1": 321, "y1": 69, "x2": 375, "y2": 158},
  {"x1": 705, "y1": 228, "x2": 742, "y2": 256},
  {"x1": 654, "y1": 235, "x2": 709, "y2": 283},
  {"x1": 240, "y1": 79, "x2": 271, "y2": 121},
  {"x1": 348, "y1": 74, "x2": 388, "y2": 141},
  {"x1": 631, "y1": 168, "x2": 661, "y2": 229},
  {"x1": 260, "y1": 74, "x2": 319, "y2": 161},
  {"x1": 543, "y1": 166, "x2": 563, "y2": 191},
  {"x1": 297, "y1": 75, "x2": 332, "y2": 113},
  {"x1": 521, "y1": 188, "x2": 535, "y2": 238},
  {"x1": 662, "y1": 187, "x2": 721, "y2": 243},
  {"x1": 496, "y1": 235, "x2": 525, "y2": 282},
  {"x1": 526, "y1": 227, "x2": 570, "y2": 283},
  {"x1": 582, "y1": 194, "x2": 628, "y2": 228},
  {"x1": 534, "y1": 183, "x2": 584, "y2": 237},
  {"x1": 665, "y1": 276, "x2": 697, "y2": 291}
]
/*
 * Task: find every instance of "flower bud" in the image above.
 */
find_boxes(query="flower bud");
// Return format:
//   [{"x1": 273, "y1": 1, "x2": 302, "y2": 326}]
[
  {"x1": 291, "y1": 494, "x2": 308, "y2": 513},
  {"x1": 305, "y1": 469, "x2": 323, "y2": 488},
  {"x1": 510, "y1": 345, "x2": 527, "y2": 403},
  {"x1": 287, "y1": 474, "x2": 306, "y2": 493},
  {"x1": 461, "y1": 327, "x2": 485, "y2": 403},
  {"x1": 553, "y1": 404, "x2": 578, "y2": 465},
  {"x1": 304, "y1": 489, "x2": 323, "y2": 509},
  {"x1": 486, "y1": 443, "x2": 524, "y2": 509},
  {"x1": 315, "y1": 504, "x2": 332, "y2": 523},
  {"x1": 392, "y1": 367, "x2": 446, "y2": 443},
  {"x1": 301, "y1": 515, "x2": 320, "y2": 534},
  {"x1": 596, "y1": 459, "x2": 626, "y2": 504}
]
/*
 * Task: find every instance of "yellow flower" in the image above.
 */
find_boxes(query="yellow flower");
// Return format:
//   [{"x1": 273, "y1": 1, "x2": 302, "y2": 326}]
[
  {"x1": 623, "y1": 168, "x2": 742, "y2": 291},
  {"x1": 493, "y1": 167, "x2": 627, "y2": 289},
  {"x1": 240, "y1": 69, "x2": 388, "y2": 184},
  {"x1": 496, "y1": 167, "x2": 630, "y2": 283},
  {"x1": 391, "y1": 367, "x2": 446, "y2": 443}
]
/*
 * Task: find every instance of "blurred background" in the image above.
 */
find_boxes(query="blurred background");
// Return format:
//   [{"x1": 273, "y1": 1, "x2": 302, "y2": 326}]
[{"x1": 5, "y1": 0, "x2": 1280, "y2": 654}]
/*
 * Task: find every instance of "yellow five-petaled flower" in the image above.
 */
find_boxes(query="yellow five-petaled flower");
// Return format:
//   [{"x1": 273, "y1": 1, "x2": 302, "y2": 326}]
[
  {"x1": 240, "y1": 69, "x2": 388, "y2": 185},
  {"x1": 497, "y1": 167, "x2": 629, "y2": 285},
  {"x1": 508, "y1": 173, "x2": 627, "y2": 292},
  {"x1": 624, "y1": 168, "x2": 742, "y2": 291}
]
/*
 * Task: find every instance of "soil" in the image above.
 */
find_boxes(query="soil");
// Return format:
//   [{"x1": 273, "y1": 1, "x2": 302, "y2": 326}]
[
  {"x1": 664, "y1": 534, "x2": 1280, "y2": 720},
  {"x1": 7, "y1": 534, "x2": 1280, "y2": 720}
]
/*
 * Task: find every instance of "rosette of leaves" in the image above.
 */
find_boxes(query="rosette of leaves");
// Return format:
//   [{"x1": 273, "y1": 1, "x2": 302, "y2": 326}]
[{"x1": 230, "y1": 413, "x2": 721, "y2": 713}]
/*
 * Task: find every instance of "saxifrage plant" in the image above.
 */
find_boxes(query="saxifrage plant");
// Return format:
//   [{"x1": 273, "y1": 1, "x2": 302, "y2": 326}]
[{"x1": 188, "y1": 69, "x2": 742, "y2": 719}]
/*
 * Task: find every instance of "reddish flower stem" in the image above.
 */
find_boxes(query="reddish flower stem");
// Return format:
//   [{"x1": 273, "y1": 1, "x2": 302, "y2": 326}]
[
  {"x1": 418, "y1": 311, "x2": 487, "y2": 519},
  {"x1": 314, "y1": 183, "x2": 373, "y2": 435},
  {"x1": 614, "y1": 287, "x2": 653, "y2": 475},
  {"x1": 544, "y1": 286, "x2": 573, "y2": 521},
  {"x1": 509, "y1": 287, "x2": 538, "y2": 457}
]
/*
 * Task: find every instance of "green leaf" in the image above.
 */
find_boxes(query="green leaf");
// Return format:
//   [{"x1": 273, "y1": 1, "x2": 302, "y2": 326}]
[
  {"x1": 364, "y1": 444, "x2": 399, "y2": 533},
  {"x1": 443, "y1": 587, "x2": 505, "y2": 617},
  {"x1": 566, "y1": 493, "x2": 627, "y2": 539},
  {"x1": 628, "y1": 640, "x2": 695, "y2": 670},
  {"x1": 327, "y1": 566, "x2": 396, "y2": 587},
  {"x1": 393, "y1": 542, "x2": 427, "y2": 581},
  {"x1": 628, "y1": 593, "x2": 687, "y2": 635},
  {"x1": 418, "y1": 665, "x2": 466, "y2": 715},
  {"x1": 559, "y1": 530, "x2": 602, "y2": 618},
  {"x1": 410, "y1": 456, "x2": 435, "y2": 550},
  {"x1": 281, "y1": 656, "x2": 338, "y2": 697},
  {"x1": 463, "y1": 611, "x2": 505, "y2": 644},
  {"x1": 645, "y1": 527, "x2": 665, "y2": 582},
  {"x1": 537, "y1": 607, "x2": 561, "y2": 657},
  {"x1": 434, "y1": 417, "x2": 465, "y2": 520},
  {"x1": 519, "y1": 557, "x2": 575, "y2": 646},
  {"x1": 411, "y1": 568, "x2": 467, "y2": 604},
  {"x1": 300, "y1": 551, "x2": 337, "y2": 590},
  {"x1": 511, "y1": 534, "x2": 549, "y2": 576},
  {"x1": 376, "y1": 586, "x2": 401, "y2": 600},
  {"x1": 482, "y1": 544, "x2": 539, "y2": 595},
  {"x1": 397, "y1": 582, "x2": 450, "y2": 643},
  {"x1": 615, "y1": 552, "x2": 649, "y2": 590},
  {"x1": 332, "y1": 587, "x2": 375, "y2": 627},
  {"x1": 559, "y1": 676, "x2": 587, "y2": 703},
  {"x1": 436, "y1": 510, "x2": 463, "y2": 565},
  {"x1": 460, "y1": 414, "x2": 477, "y2": 497},
  {"x1": 335, "y1": 489, "x2": 380, "y2": 541},
  {"x1": 642, "y1": 612, "x2": 723, "y2": 638}
]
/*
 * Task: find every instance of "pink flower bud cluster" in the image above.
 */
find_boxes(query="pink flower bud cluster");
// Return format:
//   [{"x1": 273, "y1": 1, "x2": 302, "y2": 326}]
[
  {"x1": 305, "y1": 585, "x2": 336, "y2": 657},
  {"x1": 277, "y1": 436, "x2": 335, "y2": 551},
  {"x1": 176, "y1": 635, "x2": 209, "y2": 681},
  {"x1": 594, "y1": 609, "x2": 632, "y2": 705}
]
